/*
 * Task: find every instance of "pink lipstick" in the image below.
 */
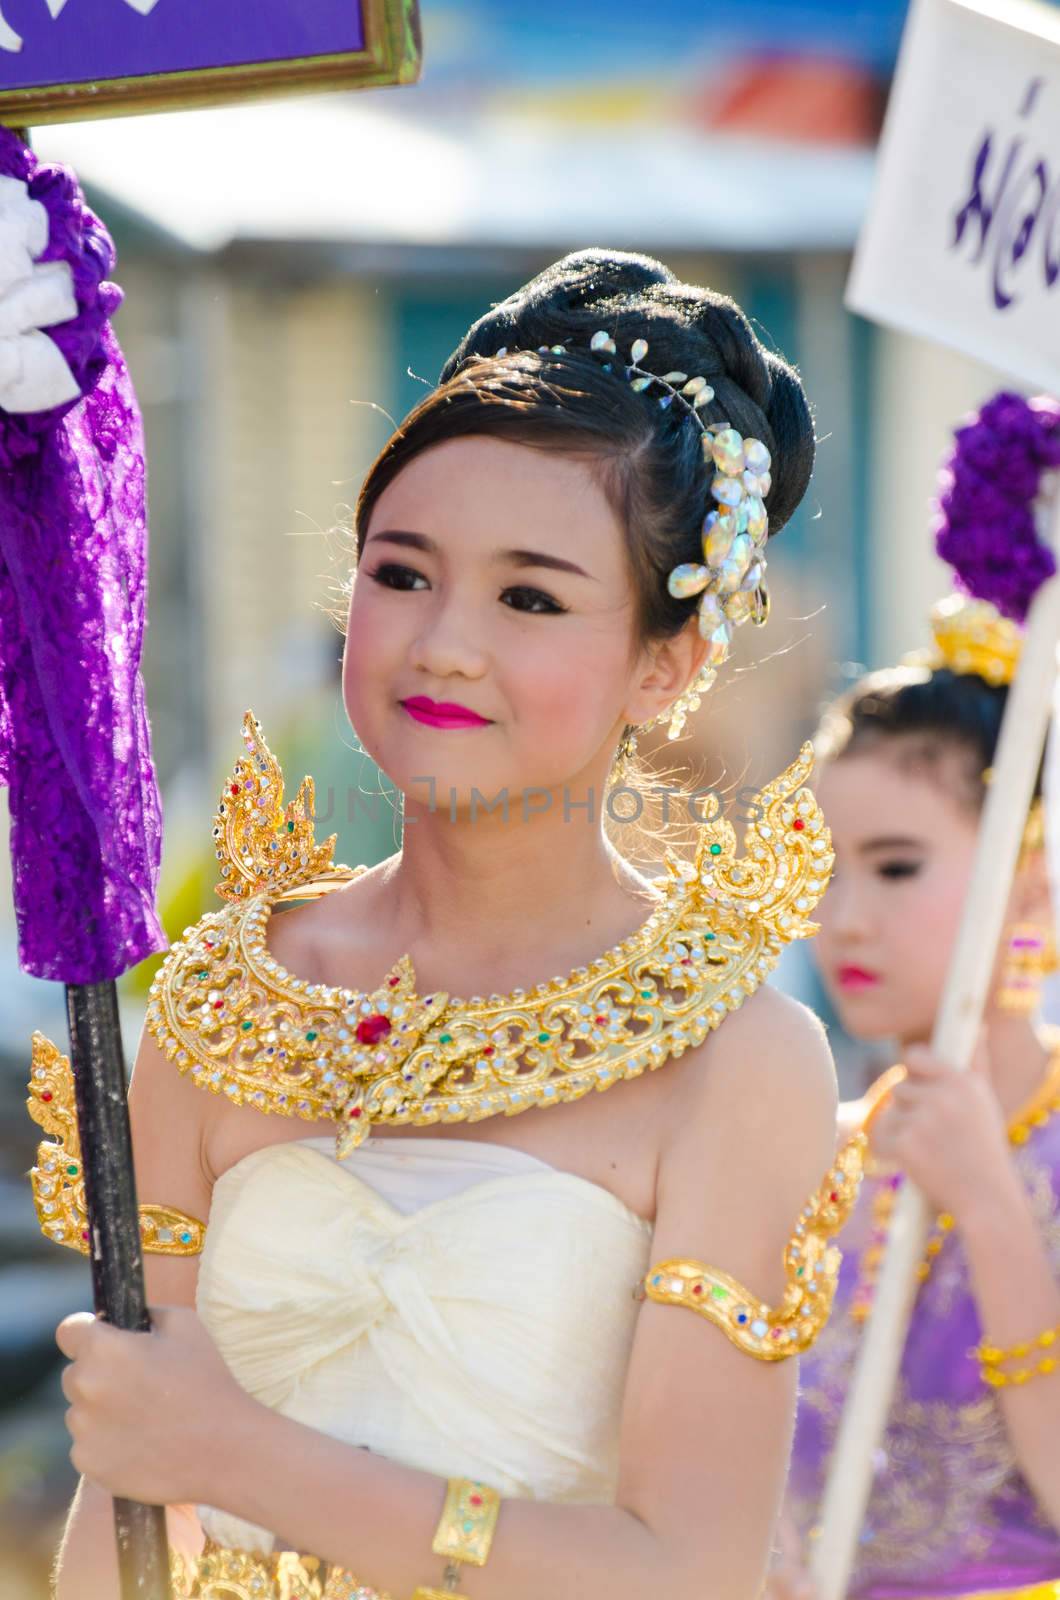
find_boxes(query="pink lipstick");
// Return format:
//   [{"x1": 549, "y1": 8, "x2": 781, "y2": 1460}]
[
  {"x1": 837, "y1": 965, "x2": 880, "y2": 992},
  {"x1": 400, "y1": 696, "x2": 492, "y2": 730}
]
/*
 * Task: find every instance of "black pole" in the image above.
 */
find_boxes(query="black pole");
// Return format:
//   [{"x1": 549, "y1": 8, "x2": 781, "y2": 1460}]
[{"x1": 65, "y1": 981, "x2": 171, "y2": 1600}]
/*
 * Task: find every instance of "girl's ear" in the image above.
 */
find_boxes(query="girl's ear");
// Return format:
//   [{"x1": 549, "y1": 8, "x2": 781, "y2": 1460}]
[{"x1": 623, "y1": 623, "x2": 708, "y2": 728}]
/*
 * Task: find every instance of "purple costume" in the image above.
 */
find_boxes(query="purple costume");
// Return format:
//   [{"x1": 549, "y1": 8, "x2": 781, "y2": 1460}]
[{"x1": 787, "y1": 1103, "x2": 1060, "y2": 1598}]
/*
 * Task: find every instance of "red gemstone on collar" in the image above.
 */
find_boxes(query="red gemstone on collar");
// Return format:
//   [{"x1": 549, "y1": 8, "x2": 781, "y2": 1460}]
[
  {"x1": 793, "y1": 819, "x2": 805, "y2": 831},
  {"x1": 356, "y1": 1014, "x2": 392, "y2": 1045}
]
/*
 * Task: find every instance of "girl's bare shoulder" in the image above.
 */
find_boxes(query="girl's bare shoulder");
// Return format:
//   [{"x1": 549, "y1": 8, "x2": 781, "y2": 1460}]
[
  {"x1": 660, "y1": 983, "x2": 834, "y2": 1126},
  {"x1": 658, "y1": 986, "x2": 838, "y2": 1237},
  {"x1": 128, "y1": 1025, "x2": 215, "y2": 1230}
]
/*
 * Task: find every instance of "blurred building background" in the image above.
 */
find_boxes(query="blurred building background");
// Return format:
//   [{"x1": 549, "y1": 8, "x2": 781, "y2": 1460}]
[{"x1": 0, "y1": 0, "x2": 1042, "y2": 1591}]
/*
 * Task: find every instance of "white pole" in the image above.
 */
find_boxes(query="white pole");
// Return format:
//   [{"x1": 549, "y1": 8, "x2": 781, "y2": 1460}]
[{"x1": 810, "y1": 489, "x2": 1060, "y2": 1600}]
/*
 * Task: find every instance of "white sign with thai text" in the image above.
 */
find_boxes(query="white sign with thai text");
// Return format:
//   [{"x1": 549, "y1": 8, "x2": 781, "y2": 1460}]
[{"x1": 847, "y1": 0, "x2": 1060, "y2": 392}]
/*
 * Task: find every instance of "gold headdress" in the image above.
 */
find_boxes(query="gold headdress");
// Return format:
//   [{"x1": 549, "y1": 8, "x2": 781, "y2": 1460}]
[
  {"x1": 920, "y1": 593, "x2": 1022, "y2": 687},
  {"x1": 914, "y1": 592, "x2": 1053, "y2": 1007},
  {"x1": 901, "y1": 593, "x2": 1046, "y2": 866}
]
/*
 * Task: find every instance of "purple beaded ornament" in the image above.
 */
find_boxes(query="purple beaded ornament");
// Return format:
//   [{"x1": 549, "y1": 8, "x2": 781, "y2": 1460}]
[{"x1": 933, "y1": 391, "x2": 1060, "y2": 625}]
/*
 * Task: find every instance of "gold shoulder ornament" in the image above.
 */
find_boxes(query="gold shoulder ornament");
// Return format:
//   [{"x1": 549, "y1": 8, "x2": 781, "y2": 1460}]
[
  {"x1": 636, "y1": 1132, "x2": 866, "y2": 1361},
  {"x1": 147, "y1": 714, "x2": 835, "y2": 1159},
  {"x1": 28, "y1": 1033, "x2": 205, "y2": 1256}
]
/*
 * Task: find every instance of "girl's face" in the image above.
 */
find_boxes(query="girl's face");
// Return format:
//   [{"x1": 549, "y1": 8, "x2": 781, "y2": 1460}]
[
  {"x1": 343, "y1": 435, "x2": 683, "y2": 812},
  {"x1": 813, "y1": 750, "x2": 981, "y2": 1045}
]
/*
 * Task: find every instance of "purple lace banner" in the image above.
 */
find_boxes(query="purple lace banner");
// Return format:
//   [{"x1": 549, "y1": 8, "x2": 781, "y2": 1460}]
[{"x1": 0, "y1": 128, "x2": 165, "y2": 983}]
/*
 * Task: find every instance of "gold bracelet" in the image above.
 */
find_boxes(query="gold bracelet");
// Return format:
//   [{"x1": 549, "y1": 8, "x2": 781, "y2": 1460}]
[
  {"x1": 975, "y1": 1319, "x2": 1060, "y2": 1388},
  {"x1": 635, "y1": 1134, "x2": 865, "y2": 1361},
  {"x1": 412, "y1": 1478, "x2": 501, "y2": 1600}
]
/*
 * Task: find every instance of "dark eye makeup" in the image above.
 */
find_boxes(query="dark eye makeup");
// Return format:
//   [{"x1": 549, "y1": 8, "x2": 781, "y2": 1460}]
[
  {"x1": 366, "y1": 564, "x2": 568, "y2": 615},
  {"x1": 876, "y1": 860, "x2": 923, "y2": 881}
]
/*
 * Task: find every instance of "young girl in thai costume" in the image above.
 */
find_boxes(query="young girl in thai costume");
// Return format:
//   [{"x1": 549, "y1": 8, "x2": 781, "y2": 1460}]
[
  {"x1": 771, "y1": 595, "x2": 1060, "y2": 1600},
  {"x1": 31, "y1": 249, "x2": 858, "y2": 1600}
]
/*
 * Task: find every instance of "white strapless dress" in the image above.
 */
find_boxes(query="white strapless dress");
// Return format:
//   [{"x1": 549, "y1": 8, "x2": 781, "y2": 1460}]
[{"x1": 196, "y1": 1136, "x2": 653, "y2": 1551}]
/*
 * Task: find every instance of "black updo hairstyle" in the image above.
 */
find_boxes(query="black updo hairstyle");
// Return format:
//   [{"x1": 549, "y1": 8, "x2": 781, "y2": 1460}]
[
  {"x1": 353, "y1": 248, "x2": 815, "y2": 646},
  {"x1": 816, "y1": 665, "x2": 1043, "y2": 809}
]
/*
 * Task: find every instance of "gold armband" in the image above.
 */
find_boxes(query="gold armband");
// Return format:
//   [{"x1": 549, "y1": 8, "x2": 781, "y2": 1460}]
[
  {"x1": 635, "y1": 1133, "x2": 865, "y2": 1361},
  {"x1": 28, "y1": 1033, "x2": 206, "y2": 1257},
  {"x1": 412, "y1": 1478, "x2": 501, "y2": 1600}
]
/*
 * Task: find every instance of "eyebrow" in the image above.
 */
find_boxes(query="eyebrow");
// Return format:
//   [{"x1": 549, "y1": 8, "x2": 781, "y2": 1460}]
[
  {"x1": 858, "y1": 836, "x2": 927, "y2": 853},
  {"x1": 365, "y1": 529, "x2": 597, "y2": 580}
]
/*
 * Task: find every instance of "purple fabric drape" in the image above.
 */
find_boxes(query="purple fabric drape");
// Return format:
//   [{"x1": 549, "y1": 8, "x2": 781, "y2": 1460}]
[
  {"x1": 0, "y1": 128, "x2": 164, "y2": 981},
  {"x1": 788, "y1": 1108, "x2": 1060, "y2": 1598}
]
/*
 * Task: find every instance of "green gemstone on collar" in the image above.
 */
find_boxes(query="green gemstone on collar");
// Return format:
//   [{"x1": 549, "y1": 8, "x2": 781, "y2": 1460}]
[
  {"x1": 66, "y1": 1164, "x2": 78, "y2": 1177},
  {"x1": 198, "y1": 970, "x2": 208, "y2": 980},
  {"x1": 439, "y1": 1033, "x2": 453, "y2": 1044},
  {"x1": 538, "y1": 1031, "x2": 550, "y2": 1043},
  {"x1": 241, "y1": 1021, "x2": 253, "y2": 1031},
  {"x1": 640, "y1": 990, "x2": 652, "y2": 999},
  {"x1": 709, "y1": 843, "x2": 722, "y2": 856},
  {"x1": 305, "y1": 1031, "x2": 317, "y2": 1042},
  {"x1": 287, "y1": 821, "x2": 295, "y2": 832}
]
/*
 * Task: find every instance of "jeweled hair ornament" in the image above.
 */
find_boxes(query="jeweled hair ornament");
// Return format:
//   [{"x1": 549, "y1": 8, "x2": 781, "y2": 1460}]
[
  {"x1": 918, "y1": 592, "x2": 1022, "y2": 687},
  {"x1": 495, "y1": 332, "x2": 773, "y2": 740},
  {"x1": 592, "y1": 330, "x2": 772, "y2": 738}
]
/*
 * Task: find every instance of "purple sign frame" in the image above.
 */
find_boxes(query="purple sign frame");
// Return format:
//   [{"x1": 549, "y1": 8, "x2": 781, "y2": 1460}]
[{"x1": 0, "y1": 0, "x2": 420, "y2": 125}]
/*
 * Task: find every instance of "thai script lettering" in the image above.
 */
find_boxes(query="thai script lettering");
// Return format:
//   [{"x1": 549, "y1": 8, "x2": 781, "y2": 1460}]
[{"x1": 951, "y1": 77, "x2": 1060, "y2": 310}]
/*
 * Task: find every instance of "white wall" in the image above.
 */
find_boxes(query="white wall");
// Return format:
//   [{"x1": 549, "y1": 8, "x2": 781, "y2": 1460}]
[{"x1": 868, "y1": 330, "x2": 1008, "y2": 666}]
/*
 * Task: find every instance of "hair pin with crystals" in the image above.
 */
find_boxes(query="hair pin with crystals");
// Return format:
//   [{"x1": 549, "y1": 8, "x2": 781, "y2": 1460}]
[
  {"x1": 586, "y1": 330, "x2": 773, "y2": 738},
  {"x1": 490, "y1": 333, "x2": 773, "y2": 740}
]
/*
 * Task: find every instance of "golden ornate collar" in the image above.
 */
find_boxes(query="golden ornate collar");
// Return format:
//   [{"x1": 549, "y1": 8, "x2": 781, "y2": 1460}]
[{"x1": 147, "y1": 716, "x2": 833, "y2": 1157}]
